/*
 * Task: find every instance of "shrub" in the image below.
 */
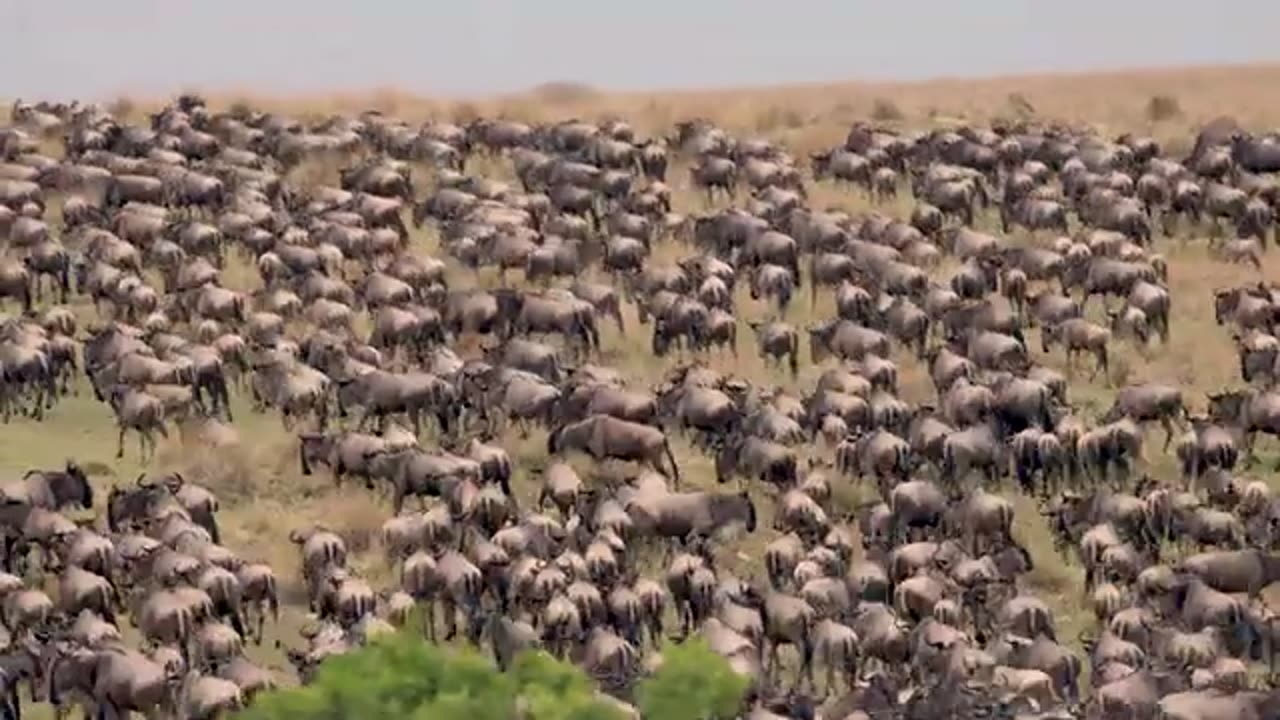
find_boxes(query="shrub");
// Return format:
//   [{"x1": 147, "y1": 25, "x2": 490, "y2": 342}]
[
  {"x1": 870, "y1": 98, "x2": 905, "y2": 122},
  {"x1": 450, "y1": 101, "x2": 482, "y2": 125},
  {"x1": 237, "y1": 632, "x2": 634, "y2": 720},
  {"x1": 754, "y1": 105, "x2": 807, "y2": 133},
  {"x1": 106, "y1": 96, "x2": 136, "y2": 121},
  {"x1": 636, "y1": 639, "x2": 750, "y2": 720},
  {"x1": 239, "y1": 633, "x2": 513, "y2": 720},
  {"x1": 368, "y1": 87, "x2": 404, "y2": 117},
  {"x1": 1147, "y1": 94, "x2": 1183, "y2": 123},
  {"x1": 228, "y1": 99, "x2": 256, "y2": 120},
  {"x1": 1007, "y1": 92, "x2": 1036, "y2": 119}
]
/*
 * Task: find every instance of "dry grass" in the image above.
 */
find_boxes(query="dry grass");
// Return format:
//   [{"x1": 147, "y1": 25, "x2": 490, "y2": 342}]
[
  {"x1": 106, "y1": 63, "x2": 1280, "y2": 154},
  {"x1": 9, "y1": 63, "x2": 1280, "y2": 703}
]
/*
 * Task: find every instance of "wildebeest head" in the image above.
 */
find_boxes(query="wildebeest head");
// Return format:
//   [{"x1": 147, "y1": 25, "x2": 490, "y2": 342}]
[
  {"x1": 297, "y1": 432, "x2": 334, "y2": 477},
  {"x1": 105, "y1": 474, "x2": 166, "y2": 533},
  {"x1": 545, "y1": 425, "x2": 565, "y2": 455},
  {"x1": 806, "y1": 319, "x2": 837, "y2": 357},
  {"x1": 62, "y1": 460, "x2": 92, "y2": 510},
  {"x1": 1206, "y1": 390, "x2": 1247, "y2": 426},
  {"x1": 995, "y1": 539, "x2": 1035, "y2": 577},
  {"x1": 158, "y1": 471, "x2": 185, "y2": 496}
]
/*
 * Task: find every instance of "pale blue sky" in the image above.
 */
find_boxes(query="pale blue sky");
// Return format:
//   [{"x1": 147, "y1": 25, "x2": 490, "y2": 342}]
[{"x1": 2, "y1": 1, "x2": 1278, "y2": 100}]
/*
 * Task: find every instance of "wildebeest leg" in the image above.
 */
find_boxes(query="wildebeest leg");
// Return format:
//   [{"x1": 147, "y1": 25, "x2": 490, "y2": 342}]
[
  {"x1": 355, "y1": 407, "x2": 374, "y2": 433},
  {"x1": 0, "y1": 535, "x2": 14, "y2": 576},
  {"x1": 1015, "y1": 462, "x2": 1033, "y2": 496},
  {"x1": 190, "y1": 384, "x2": 207, "y2": 418},
  {"x1": 801, "y1": 639, "x2": 815, "y2": 691},
  {"x1": 391, "y1": 483, "x2": 408, "y2": 515},
  {"x1": 1240, "y1": 429, "x2": 1259, "y2": 467},
  {"x1": 221, "y1": 382, "x2": 234, "y2": 422},
  {"x1": 1162, "y1": 417, "x2": 1176, "y2": 452},
  {"x1": 218, "y1": 376, "x2": 234, "y2": 420},
  {"x1": 117, "y1": 424, "x2": 128, "y2": 459},
  {"x1": 29, "y1": 384, "x2": 43, "y2": 421},
  {"x1": 680, "y1": 598, "x2": 695, "y2": 640},
  {"x1": 443, "y1": 599, "x2": 459, "y2": 641},
  {"x1": 418, "y1": 599, "x2": 437, "y2": 643},
  {"x1": 225, "y1": 605, "x2": 247, "y2": 639},
  {"x1": 766, "y1": 640, "x2": 781, "y2": 685}
]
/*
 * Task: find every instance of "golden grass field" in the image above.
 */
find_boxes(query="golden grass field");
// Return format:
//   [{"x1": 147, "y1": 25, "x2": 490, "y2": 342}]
[
  {"x1": 9, "y1": 63, "x2": 1280, "y2": 701},
  {"x1": 173, "y1": 63, "x2": 1280, "y2": 153}
]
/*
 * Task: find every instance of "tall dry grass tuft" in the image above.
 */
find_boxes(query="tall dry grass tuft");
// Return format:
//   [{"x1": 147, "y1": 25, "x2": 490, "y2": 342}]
[
  {"x1": 754, "y1": 105, "x2": 809, "y2": 134},
  {"x1": 1005, "y1": 91, "x2": 1036, "y2": 120},
  {"x1": 106, "y1": 96, "x2": 137, "y2": 121},
  {"x1": 870, "y1": 97, "x2": 905, "y2": 123},
  {"x1": 1146, "y1": 93, "x2": 1183, "y2": 123}
]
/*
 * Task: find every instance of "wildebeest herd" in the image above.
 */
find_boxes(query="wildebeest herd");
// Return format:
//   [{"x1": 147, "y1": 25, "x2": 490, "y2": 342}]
[{"x1": 2, "y1": 93, "x2": 1280, "y2": 719}]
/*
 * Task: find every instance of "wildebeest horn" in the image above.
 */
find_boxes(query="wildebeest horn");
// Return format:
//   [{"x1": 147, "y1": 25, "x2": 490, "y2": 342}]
[{"x1": 136, "y1": 473, "x2": 154, "y2": 488}]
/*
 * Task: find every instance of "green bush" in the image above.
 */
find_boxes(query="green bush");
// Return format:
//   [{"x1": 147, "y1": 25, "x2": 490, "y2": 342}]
[
  {"x1": 636, "y1": 639, "x2": 750, "y2": 720},
  {"x1": 239, "y1": 631, "x2": 747, "y2": 720},
  {"x1": 238, "y1": 632, "x2": 625, "y2": 720},
  {"x1": 239, "y1": 634, "x2": 514, "y2": 720},
  {"x1": 511, "y1": 651, "x2": 627, "y2": 720}
]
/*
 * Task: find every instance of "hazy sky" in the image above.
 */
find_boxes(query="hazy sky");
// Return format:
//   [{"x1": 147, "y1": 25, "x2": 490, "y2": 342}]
[{"x1": 2, "y1": 1, "x2": 1278, "y2": 100}]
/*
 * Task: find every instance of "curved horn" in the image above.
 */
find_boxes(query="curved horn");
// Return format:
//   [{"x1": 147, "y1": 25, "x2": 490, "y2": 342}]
[{"x1": 136, "y1": 473, "x2": 154, "y2": 488}]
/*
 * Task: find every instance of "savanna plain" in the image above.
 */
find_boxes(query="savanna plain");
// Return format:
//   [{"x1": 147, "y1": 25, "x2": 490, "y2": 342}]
[{"x1": 6, "y1": 63, "x2": 1280, "y2": 719}]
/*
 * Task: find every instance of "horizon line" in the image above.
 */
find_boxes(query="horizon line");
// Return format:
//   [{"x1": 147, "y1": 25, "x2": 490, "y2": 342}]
[{"x1": 32, "y1": 60, "x2": 1280, "y2": 106}]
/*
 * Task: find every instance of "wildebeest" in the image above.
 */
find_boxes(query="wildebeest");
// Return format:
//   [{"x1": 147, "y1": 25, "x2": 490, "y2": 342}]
[{"x1": 548, "y1": 415, "x2": 681, "y2": 487}]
